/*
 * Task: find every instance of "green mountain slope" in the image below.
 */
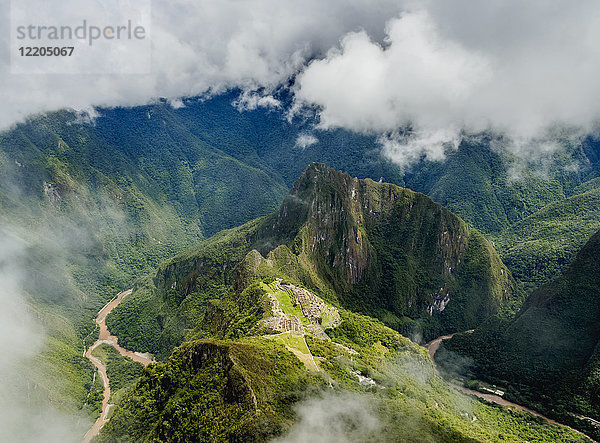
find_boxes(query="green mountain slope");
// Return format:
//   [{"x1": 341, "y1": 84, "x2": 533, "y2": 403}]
[
  {"x1": 97, "y1": 339, "x2": 321, "y2": 442},
  {"x1": 99, "y1": 257, "x2": 583, "y2": 442},
  {"x1": 0, "y1": 106, "x2": 288, "y2": 433},
  {"x1": 443, "y1": 229, "x2": 600, "y2": 434},
  {"x1": 2, "y1": 93, "x2": 599, "y2": 437},
  {"x1": 400, "y1": 135, "x2": 600, "y2": 289},
  {"x1": 108, "y1": 163, "x2": 522, "y2": 359},
  {"x1": 180, "y1": 96, "x2": 600, "y2": 289},
  {"x1": 403, "y1": 133, "x2": 600, "y2": 235},
  {"x1": 495, "y1": 185, "x2": 600, "y2": 289},
  {"x1": 132, "y1": 100, "x2": 600, "y2": 291}
]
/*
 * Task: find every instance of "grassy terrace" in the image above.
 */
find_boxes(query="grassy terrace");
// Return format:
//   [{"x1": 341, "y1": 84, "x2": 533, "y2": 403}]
[
  {"x1": 263, "y1": 282, "x2": 310, "y2": 325},
  {"x1": 264, "y1": 332, "x2": 319, "y2": 372},
  {"x1": 266, "y1": 331, "x2": 311, "y2": 355}
]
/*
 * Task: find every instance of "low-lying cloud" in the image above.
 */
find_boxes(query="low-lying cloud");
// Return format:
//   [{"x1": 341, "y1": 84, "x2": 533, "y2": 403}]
[
  {"x1": 0, "y1": 0, "x2": 403, "y2": 128},
  {"x1": 0, "y1": 229, "x2": 84, "y2": 442},
  {"x1": 0, "y1": 232, "x2": 42, "y2": 370},
  {"x1": 276, "y1": 392, "x2": 381, "y2": 443},
  {"x1": 295, "y1": 133, "x2": 319, "y2": 149}
]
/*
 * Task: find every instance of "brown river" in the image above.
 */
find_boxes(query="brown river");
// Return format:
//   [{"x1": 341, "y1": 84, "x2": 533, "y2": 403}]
[{"x1": 82, "y1": 289, "x2": 155, "y2": 442}]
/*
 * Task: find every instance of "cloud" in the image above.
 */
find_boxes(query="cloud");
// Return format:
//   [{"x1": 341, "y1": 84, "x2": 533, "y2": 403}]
[
  {"x1": 0, "y1": 231, "x2": 42, "y2": 369},
  {"x1": 0, "y1": 0, "x2": 404, "y2": 129},
  {"x1": 232, "y1": 91, "x2": 281, "y2": 111},
  {"x1": 295, "y1": 133, "x2": 318, "y2": 149},
  {"x1": 276, "y1": 392, "x2": 381, "y2": 443},
  {"x1": 294, "y1": 2, "x2": 600, "y2": 163},
  {"x1": 378, "y1": 129, "x2": 461, "y2": 168},
  {"x1": 168, "y1": 98, "x2": 186, "y2": 110},
  {"x1": 2, "y1": 1, "x2": 600, "y2": 164},
  {"x1": 0, "y1": 167, "x2": 130, "y2": 441},
  {"x1": 0, "y1": 229, "x2": 84, "y2": 442},
  {"x1": 296, "y1": 11, "x2": 490, "y2": 134}
]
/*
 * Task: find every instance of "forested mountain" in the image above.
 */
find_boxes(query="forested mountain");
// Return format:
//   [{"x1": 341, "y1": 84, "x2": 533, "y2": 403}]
[
  {"x1": 107, "y1": 163, "x2": 522, "y2": 359},
  {"x1": 97, "y1": 166, "x2": 580, "y2": 442},
  {"x1": 4, "y1": 94, "x2": 600, "y2": 292},
  {"x1": 495, "y1": 186, "x2": 600, "y2": 288},
  {"x1": 0, "y1": 100, "x2": 289, "y2": 435}
]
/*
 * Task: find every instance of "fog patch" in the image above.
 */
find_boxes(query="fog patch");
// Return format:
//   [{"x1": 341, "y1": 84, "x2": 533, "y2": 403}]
[
  {"x1": 0, "y1": 232, "x2": 43, "y2": 372},
  {"x1": 0, "y1": 229, "x2": 85, "y2": 442},
  {"x1": 233, "y1": 91, "x2": 282, "y2": 111},
  {"x1": 276, "y1": 392, "x2": 381, "y2": 443},
  {"x1": 295, "y1": 133, "x2": 318, "y2": 149},
  {"x1": 0, "y1": 168, "x2": 130, "y2": 442},
  {"x1": 379, "y1": 129, "x2": 461, "y2": 168}
]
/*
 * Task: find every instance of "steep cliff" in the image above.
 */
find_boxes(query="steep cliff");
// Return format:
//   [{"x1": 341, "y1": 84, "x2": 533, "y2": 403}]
[{"x1": 264, "y1": 163, "x2": 521, "y2": 335}]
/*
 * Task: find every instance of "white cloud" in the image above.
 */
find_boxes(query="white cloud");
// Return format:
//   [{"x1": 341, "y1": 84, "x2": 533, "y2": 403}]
[
  {"x1": 0, "y1": 0, "x2": 404, "y2": 128},
  {"x1": 0, "y1": 230, "x2": 85, "y2": 442},
  {"x1": 296, "y1": 11, "x2": 490, "y2": 134},
  {"x1": 294, "y1": 2, "x2": 600, "y2": 163},
  {"x1": 295, "y1": 133, "x2": 318, "y2": 149},
  {"x1": 276, "y1": 392, "x2": 381, "y2": 443},
  {"x1": 378, "y1": 129, "x2": 460, "y2": 167},
  {"x1": 232, "y1": 91, "x2": 281, "y2": 111},
  {"x1": 0, "y1": 233, "x2": 42, "y2": 367},
  {"x1": 168, "y1": 98, "x2": 185, "y2": 110}
]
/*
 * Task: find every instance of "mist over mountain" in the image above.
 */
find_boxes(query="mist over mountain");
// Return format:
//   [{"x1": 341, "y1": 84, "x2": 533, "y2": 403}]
[{"x1": 1, "y1": 89, "x2": 600, "y2": 441}]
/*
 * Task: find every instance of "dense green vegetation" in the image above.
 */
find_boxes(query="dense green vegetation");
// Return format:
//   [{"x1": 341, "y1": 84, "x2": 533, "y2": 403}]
[
  {"x1": 95, "y1": 98, "x2": 600, "y2": 292},
  {"x1": 166, "y1": 95, "x2": 600, "y2": 240},
  {"x1": 97, "y1": 339, "x2": 321, "y2": 442},
  {"x1": 3, "y1": 91, "x2": 600, "y2": 439},
  {"x1": 441, "y1": 229, "x2": 600, "y2": 439},
  {"x1": 493, "y1": 185, "x2": 600, "y2": 290},
  {"x1": 100, "y1": 158, "x2": 600, "y2": 441},
  {"x1": 0, "y1": 99, "x2": 288, "y2": 429},
  {"x1": 401, "y1": 132, "x2": 596, "y2": 235}
]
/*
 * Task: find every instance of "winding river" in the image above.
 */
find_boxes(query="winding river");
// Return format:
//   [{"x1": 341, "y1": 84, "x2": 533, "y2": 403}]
[
  {"x1": 82, "y1": 289, "x2": 155, "y2": 443},
  {"x1": 426, "y1": 333, "x2": 593, "y2": 440}
]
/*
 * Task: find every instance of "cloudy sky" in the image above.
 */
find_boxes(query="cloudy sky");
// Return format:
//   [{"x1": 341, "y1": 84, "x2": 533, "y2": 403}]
[{"x1": 2, "y1": 0, "x2": 600, "y2": 159}]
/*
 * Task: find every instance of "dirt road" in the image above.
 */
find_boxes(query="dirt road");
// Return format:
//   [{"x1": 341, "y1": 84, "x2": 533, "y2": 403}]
[{"x1": 82, "y1": 289, "x2": 155, "y2": 442}]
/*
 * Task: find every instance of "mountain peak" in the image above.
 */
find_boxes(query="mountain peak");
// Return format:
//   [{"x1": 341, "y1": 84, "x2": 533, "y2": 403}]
[
  {"x1": 289, "y1": 162, "x2": 357, "y2": 199},
  {"x1": 258, "y1": 163, "x2": 522, "y2": 335}
]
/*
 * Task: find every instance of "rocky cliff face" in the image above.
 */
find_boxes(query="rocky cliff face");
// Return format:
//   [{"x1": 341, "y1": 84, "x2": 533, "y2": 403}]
[
  {"x1": 269, "y1": 163, "x2": 471, "y2": 286},
  {"x1": 261, "y1": 163, "x2": 520, "y2": 336},
  {"x1": 271, "y1": 163, "x2": 372, "y2": 284}
]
